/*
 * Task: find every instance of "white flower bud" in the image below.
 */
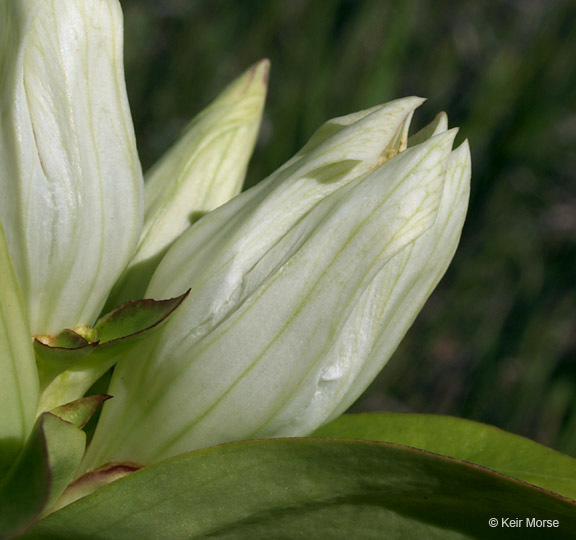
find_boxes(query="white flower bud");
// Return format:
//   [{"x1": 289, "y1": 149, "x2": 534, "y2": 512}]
[
  {"x1": 0, "y1": 0, "x2": 143, "y2": 335},
  {"x1": 83, "y1": 101, "x2": 470, "y2": 467}
]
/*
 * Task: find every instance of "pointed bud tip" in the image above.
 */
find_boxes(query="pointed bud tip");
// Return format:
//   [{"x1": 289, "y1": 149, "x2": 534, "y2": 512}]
[
  {"x1": 442, "y1": 126, "x2": 459, "y2": 143},
  {"x1": 437, "y1": 127, "x2": 459, "y2": 154},
  {"x1": 407, "y1": 111, "x2": 450, "y2": 148},
  {"x1": 435, "y1": 111, "x2": 449, "y2": 126},
  {"x1": 411, "y1": 127, "x2": 459, "y2": 161},
  {"x1": 246, "y1": 58, "x2": 270, "y2": 89},
  {"x1": 370, "y1": 96, "x2": 426, "y2": 123},
  {"x1": 396, "y1": 95, "x2": 426, "y2": 109},
  {"x1": 405, "y1": 96, "x2": 426, "y2": 109},
  {"x1": 220, "y1": 60, "x2": 271, "y2": 102},
  {"x1": 254, "y1": 58, "x2": 270, "y2": 84},
  {"x1": 451, "y1": 139, "x2": 472, "y2": 165}
]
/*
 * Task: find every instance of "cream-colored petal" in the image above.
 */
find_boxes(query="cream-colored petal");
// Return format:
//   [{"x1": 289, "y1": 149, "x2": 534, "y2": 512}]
[{"x1": 148, "y1": 97, "x2": 425, "y2": 303}]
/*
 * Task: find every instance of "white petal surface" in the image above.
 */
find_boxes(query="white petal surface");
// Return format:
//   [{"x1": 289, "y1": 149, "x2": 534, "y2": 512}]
[
  {"x1": 285, "y1": 140, "x2": 472, "y2": 431},
  {"x1": 0, "y1": 0, "x2": 143, "y2": 335}
]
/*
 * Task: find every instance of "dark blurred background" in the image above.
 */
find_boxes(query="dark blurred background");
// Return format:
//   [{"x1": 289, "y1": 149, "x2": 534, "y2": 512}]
[{"x1": 118, "y1": 0, "x2": 576, "y2": 455}]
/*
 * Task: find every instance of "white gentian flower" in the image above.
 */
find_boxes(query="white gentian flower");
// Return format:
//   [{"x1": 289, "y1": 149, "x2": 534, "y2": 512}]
[
  {"x1": 0, "y1": 0, "x2": 471, "y2": 482},
  {"x1": 82, "y1": 102, "x2": 470, "y2": 468}
]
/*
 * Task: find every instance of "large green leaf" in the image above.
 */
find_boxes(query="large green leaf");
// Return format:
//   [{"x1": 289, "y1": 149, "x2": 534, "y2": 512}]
[
  {"x1": 0, "y1": 413, "x2": 85, "y2": 538},
  {"x1": 313, "y1": 413, "x2": 576, "y2": 501},
  {"x1": 24, "y1": 438, "x2": 576, "y2": 539}
]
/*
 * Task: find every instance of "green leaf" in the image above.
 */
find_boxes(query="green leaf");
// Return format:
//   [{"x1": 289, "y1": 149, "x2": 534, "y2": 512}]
[
  {"x1": 0, "y1": 413, "x2": 85, "y2": 537},
  {"x1": 50, "y1": 395, "x2": 111, "y2": 429},
  {"x1": 33, "y1": 339, "x2": 97, "y2": 392},
  {"x1": 24, "y1": 438, "x2": 576, "y2": 539},
  {"x1": 312, "y1": 413, "x2": 576, "y2": 501}
]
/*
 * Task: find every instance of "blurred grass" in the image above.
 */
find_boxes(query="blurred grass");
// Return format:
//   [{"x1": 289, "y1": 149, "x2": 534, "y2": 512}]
[{"x1": 119, "y1": 0, "x2": 576, "y2": 455}]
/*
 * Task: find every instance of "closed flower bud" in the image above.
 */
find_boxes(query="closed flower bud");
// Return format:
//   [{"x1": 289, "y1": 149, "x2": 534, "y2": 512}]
[
  {"x1": 83, "y1": 101, "x2": 470, "y2": 468},
  {"x1": 0, "y1": 0, "x2": 143, "y2": 335}
]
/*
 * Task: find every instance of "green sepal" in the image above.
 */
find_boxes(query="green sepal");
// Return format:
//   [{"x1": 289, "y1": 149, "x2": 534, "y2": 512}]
[
  {"x1": 312, "y1": 412, "x2": 576, "y2": 501},
  {"x1": 0, "y1": 413, "x2": 85, "y2": 538},
  {"x1": 49, "y1": 462, "x2": 142, "y2": 516},
  {"x1": 24, "y1": 438, "x2": 576, "y2": 539},
  {"x1": 93, "y1": 292, "x2": 190, "y2": 343},
  {"x1": 35, "y1": 329, "x2": 89, "y2": 349},
  {"x1": 33, "y1": 339, "x2": 97, "y2": 391},
  {"x1": 50, "y1": 395, "x2": 112, "y2": 429},
  {"x1": 35, "y1": 291, "x2": 189, "y2": 413}
]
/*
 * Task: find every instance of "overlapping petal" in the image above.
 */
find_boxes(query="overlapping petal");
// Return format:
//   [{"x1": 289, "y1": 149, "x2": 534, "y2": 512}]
[{"x1": 288, "y1": 140, "x2": 471, "y2": 430}]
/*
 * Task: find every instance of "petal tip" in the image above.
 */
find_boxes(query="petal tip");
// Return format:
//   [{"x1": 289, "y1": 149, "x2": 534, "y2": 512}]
[{"x1": 253, "y1": 58, "x2": 271, "y2": 85}]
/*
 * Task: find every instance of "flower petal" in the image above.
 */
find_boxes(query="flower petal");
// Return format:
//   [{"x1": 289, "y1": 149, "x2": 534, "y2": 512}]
[
  {"x1": 0, "y1": 0, "x2": 143, "y2": 335},
  {"x1": 0, "y1": 220, "x2": 38, "y2": 471}
]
